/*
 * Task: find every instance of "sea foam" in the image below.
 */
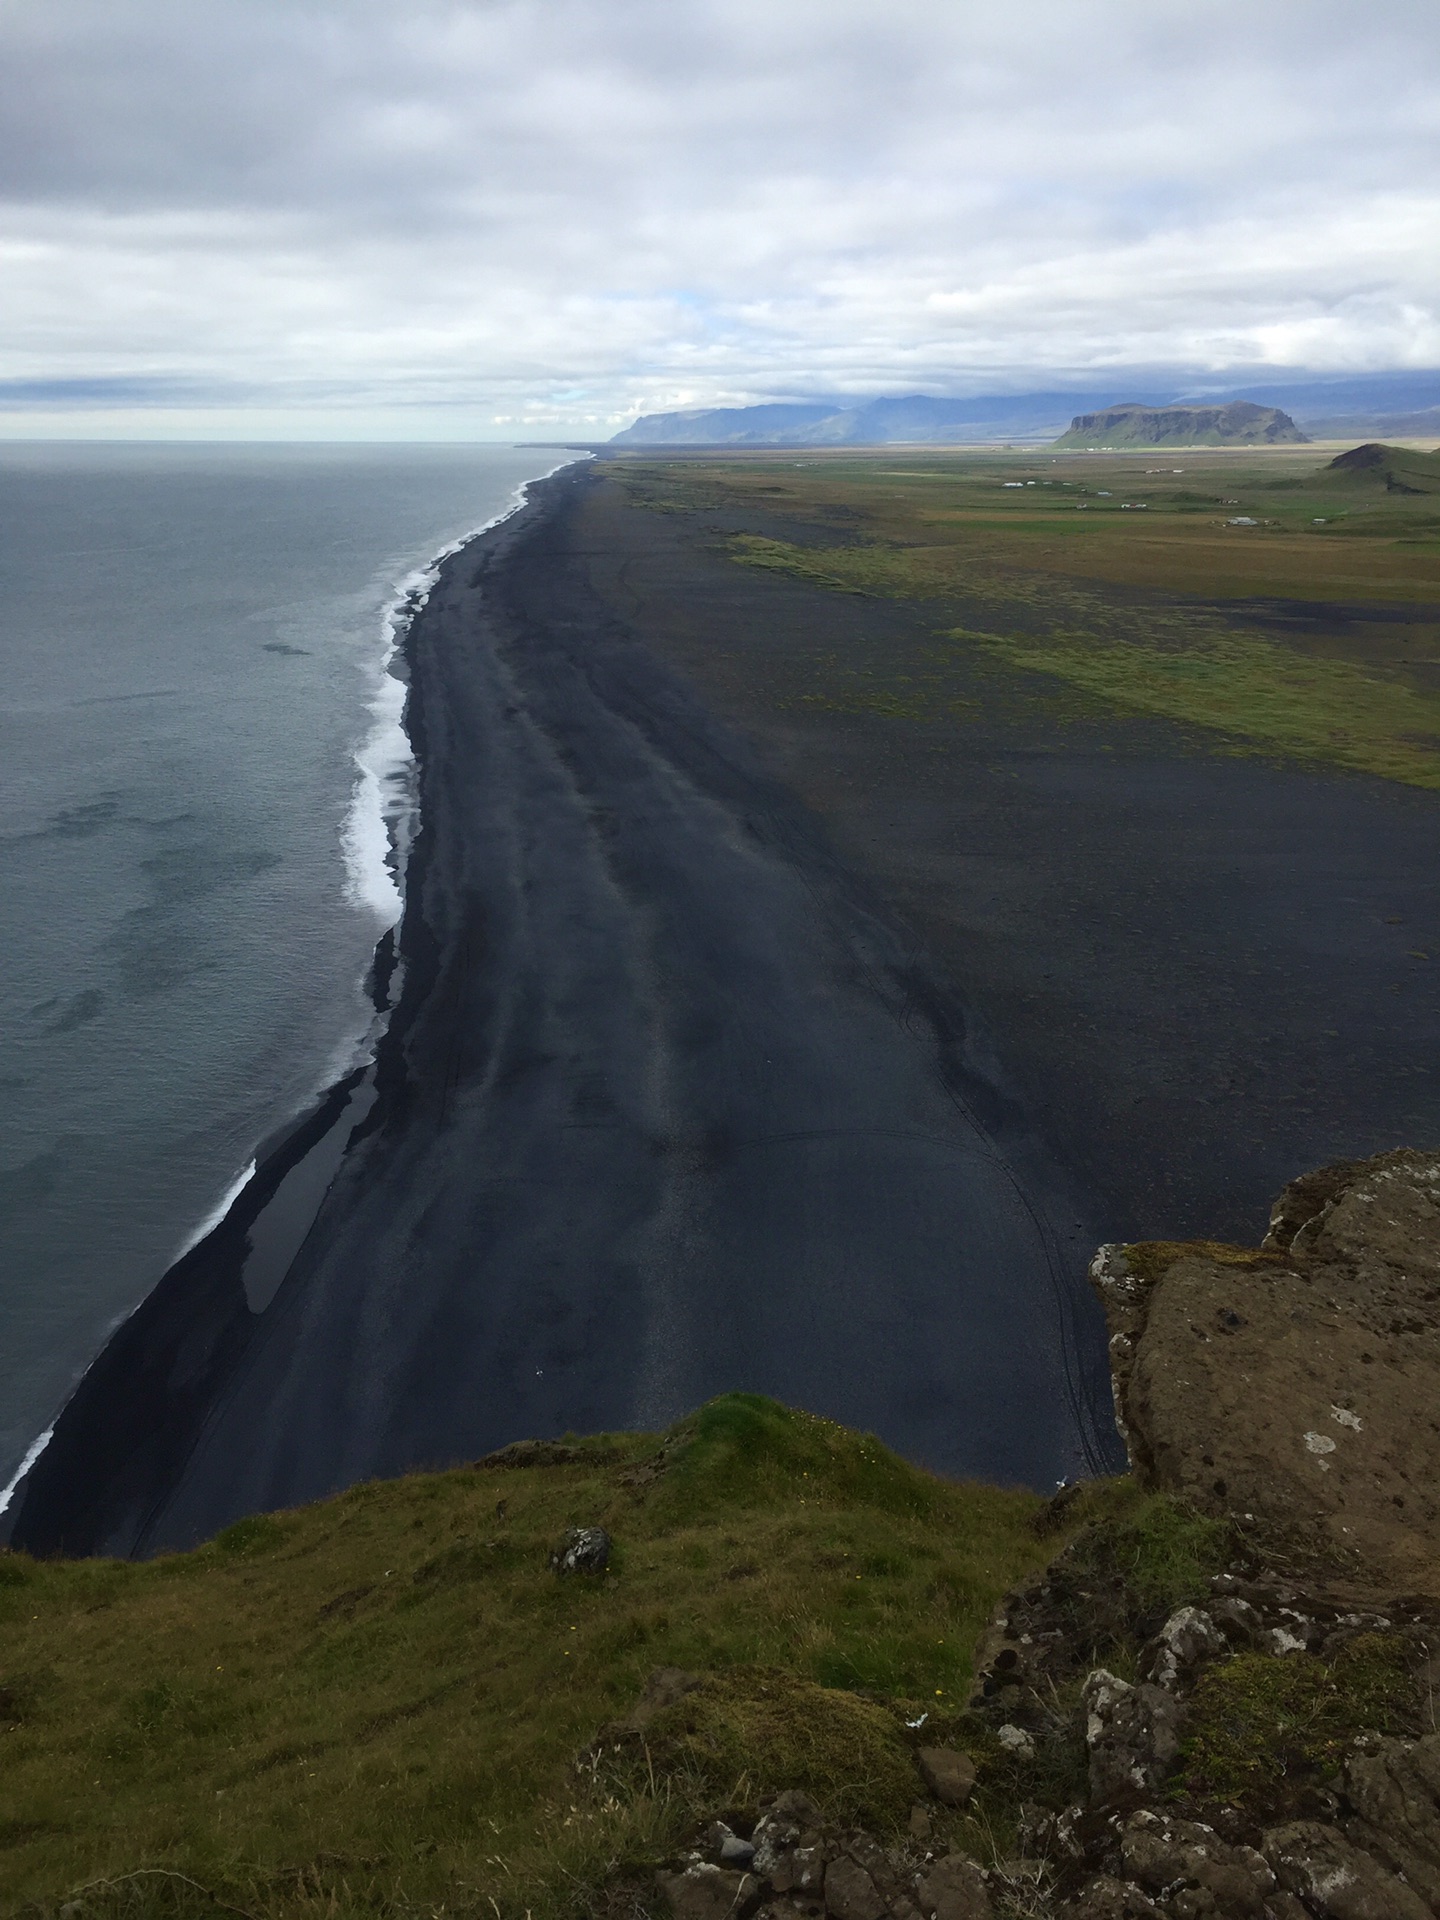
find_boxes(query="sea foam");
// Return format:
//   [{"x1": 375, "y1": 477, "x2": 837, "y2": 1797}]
[
  {"x1": 340, "y1": 465, "x2": 577, "y2": 929},
  {"x1": 175, "y1": 466, "x2": 575, "y2": 1271}
]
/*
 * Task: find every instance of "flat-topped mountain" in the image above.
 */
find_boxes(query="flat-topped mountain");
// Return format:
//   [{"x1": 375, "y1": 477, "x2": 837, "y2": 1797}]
[
  {"x1": 1052, "y1": 400, "x2": 1308, "y2": 447},
  {"x1": 1321, "y1": 439, "x2": 1440, "y2": 493}
]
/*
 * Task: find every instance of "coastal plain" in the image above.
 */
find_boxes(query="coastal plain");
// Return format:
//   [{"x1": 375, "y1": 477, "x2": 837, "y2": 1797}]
[
  {"x1": 13, "y1": 443, "x2": 1440, "y2": 1573},
  {"x1": 590, "y1": 443, "x2": 1440, "y2": 1239},
  {"x1": 7, "y1": 449, "x2": 1440, "y2": 1917}
]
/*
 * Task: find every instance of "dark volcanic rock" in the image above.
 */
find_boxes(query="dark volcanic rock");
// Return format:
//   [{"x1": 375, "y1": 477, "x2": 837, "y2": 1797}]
[
  {"x1": 915, "y1": 1747, "x2": 977, "y2": 1807},
  {"x1": 1343, "y1": 1734, "x2": 1440, "y2": 1909},
  {"x1": 915, "y1": 1854, "x2": 992, "y2": 1920},
  {"x1": 657, "y1": 1865, "x2": 763, "y2": 1920},
  {"x1": 1262, "y1": 1819, "x2": 1431, "y2": 1919},
  {"x1": 1082, "y1": 1670, "x2": 1185, "y2": 1804},
  {"x1": 1118, "y1": 1810, "x2": 1273, "y2": 1914}
]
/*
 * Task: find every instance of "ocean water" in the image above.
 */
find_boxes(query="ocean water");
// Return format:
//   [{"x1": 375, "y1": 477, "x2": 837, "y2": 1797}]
[{"x1": 0, "y1": 441, "x2": 571, "y2": 1495}]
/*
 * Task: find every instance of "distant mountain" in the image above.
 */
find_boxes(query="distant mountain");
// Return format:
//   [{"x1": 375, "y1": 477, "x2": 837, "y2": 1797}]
[
  {"x1": 1051, "y1": 401, "x2": 1308, "y2": 448},
  {"x1": 609, "y1": 375, "x2": 1440, "y2": 448},
  {"x1": 1301, "y1": 406, "x2": 1440, "y2": 441},
  {"x1": 1319, "y1": 442, "x2": 1440, "y2": 494},
  {"x1": 609, "y1": 402, "x2": 847, "y2": 445},
  {"x1": 1193, "y1": 372, "x2": 1440, "y2": 427},
  {"x1": 608, "y1": 391, "x2": 1135, "y2": 446}
]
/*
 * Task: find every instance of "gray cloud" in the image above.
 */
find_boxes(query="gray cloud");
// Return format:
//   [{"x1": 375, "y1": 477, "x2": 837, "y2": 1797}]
[{"x1": 0, "y1": 0, "x2": 1437, "y2": 433}]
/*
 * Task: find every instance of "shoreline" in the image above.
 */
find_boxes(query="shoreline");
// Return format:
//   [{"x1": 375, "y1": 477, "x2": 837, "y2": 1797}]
[
  {"x1": 10, "y1": 461, "x2": 1118, "y2": 1556},
  {"x1": 1, "y1": 470, "x2": 573, "y2": 1546}
]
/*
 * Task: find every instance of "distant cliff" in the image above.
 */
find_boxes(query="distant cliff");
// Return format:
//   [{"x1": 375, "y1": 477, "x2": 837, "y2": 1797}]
[
  {"x1": 1052, "y1": 400, "x2": 1308, "y2": 447},
  {"x1": 610, "y1": 393, "x2": 1099, "y2": 446},
  {"x1": 609, "y1": 379, "x2": 1440, "y2": 449}
]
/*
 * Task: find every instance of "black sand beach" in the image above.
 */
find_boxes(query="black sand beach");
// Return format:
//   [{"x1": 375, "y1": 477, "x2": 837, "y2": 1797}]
[
  {"x1": 11, "y1": 467, "x2": 1118, "y2": 1557},
  {"x1": 14, "y1": 461, "x2": 1440, "y2": 1559}
]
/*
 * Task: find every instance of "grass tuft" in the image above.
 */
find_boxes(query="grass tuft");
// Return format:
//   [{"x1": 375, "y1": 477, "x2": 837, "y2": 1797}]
[{"x1": 635, "y1": 1666, "x2": 917, "y2": 1827}]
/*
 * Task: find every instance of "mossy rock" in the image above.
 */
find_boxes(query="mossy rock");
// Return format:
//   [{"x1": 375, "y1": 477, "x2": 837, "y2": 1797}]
[{"x1": 640, "y1": 1665, "x2": 917, "y2": 1826}]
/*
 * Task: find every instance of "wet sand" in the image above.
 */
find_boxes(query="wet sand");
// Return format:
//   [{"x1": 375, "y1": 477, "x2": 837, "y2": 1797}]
[{"x1": 12, "y1": 468, "x2": 1121, "y2": 1558}]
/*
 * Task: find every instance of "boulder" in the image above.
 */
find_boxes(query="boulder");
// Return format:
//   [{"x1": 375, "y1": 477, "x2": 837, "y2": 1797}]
[
  {"x1": 1089, "y1": 1150, "x2": 1440, "y2": 1592},
  {"x1": 1083, "y1": 1670, "x2": 1184, "y2": 1804},
  {"x1": 1343, "y1": 1733, "x2": 1440, "y2": 1909},
  {"x1": 1262, "y1": 1819, "x2": 1431, "y2": 1920},
  {"x1": 915, "y1": 1853, "x2": 992, "y2": 1920},
  {"x1": 549, "y1": 1525, "x2": 612, "y2": 1575},
  {"x1": 1117, "y1": 1810, "x2": 1273, "y2": 1916},
  {"x1": 702, "y1": 1821, "x2": 757, "y2": 1868},
  {"x1": 823, "y1": 1855, "x2": 887, "y2": 1920},
  {"x1": 657, "y1": 1865, "x2": 762, "y2": 1920},
  {"x1": 751, "y1": 1791, "x2": 826, "y2": 1889},
  {"x1": 1139, "y1": 1606, "x2": 1226, "y2": 1690},
  {"x1": 1059, "y1": 1877, "x2": 1160, "y2": 1918},
  {"x1": 915, "y1": 1746, "x2": 976, "y2": 1806}
]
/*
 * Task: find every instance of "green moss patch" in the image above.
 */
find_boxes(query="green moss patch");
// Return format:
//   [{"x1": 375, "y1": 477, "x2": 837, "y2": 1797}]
[{"x1": 1182, "y1": 1634, "x2": 1421, "y2": 1819}]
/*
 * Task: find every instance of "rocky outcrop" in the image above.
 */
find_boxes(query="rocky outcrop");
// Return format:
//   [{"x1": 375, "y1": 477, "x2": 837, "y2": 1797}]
[
  {"x1": 1051, "y1": 401, "x2": 1307, "y2": 446},
  {"x1": 657, "y1": 1789, "x2": 998, "y2": 1920},
  {"x1": 549, "y1": 1524, "x2": 613, "y2": 1574},
  {"x1": 644, "y1": 1151, "x2": 1440, "y2": 1920},
  {"x1": 1091, "y1": 1149, "x2": 1440, "y2": 1595}
]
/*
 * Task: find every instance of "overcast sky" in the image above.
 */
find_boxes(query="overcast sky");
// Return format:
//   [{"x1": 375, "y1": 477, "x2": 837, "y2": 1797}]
[{"x1": 1, "y1": 0, "x2": 1437, "y2": 437}]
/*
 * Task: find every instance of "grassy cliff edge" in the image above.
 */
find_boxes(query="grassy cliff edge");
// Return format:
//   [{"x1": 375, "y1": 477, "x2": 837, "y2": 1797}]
[{"x1": 0, "y1": 1397, "x2": 1138, "y2": 1917}]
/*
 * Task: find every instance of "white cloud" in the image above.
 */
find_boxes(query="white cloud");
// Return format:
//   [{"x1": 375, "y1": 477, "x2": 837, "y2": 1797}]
[{"x1": 0, "y1": 0, "x2": 1436, "y2": 434}]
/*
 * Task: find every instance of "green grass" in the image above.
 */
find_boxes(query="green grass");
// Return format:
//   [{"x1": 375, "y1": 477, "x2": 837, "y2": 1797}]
[
  {"x1": 724, "y1": 528, "x2": 1440, "y2": 787},
  {"x1": 950, "y1": 622, "x2": 1440, "y2": 789},
  {"x1": 0, "y1": 1396, "x2": 1115, "y2": 1919},
  {"x1": 1067, "y1": 1489, "x2": 1233, "y2": 1621},
  {"x1": 1319, "y1": 442, "x2": 1440, "y2": 496}
]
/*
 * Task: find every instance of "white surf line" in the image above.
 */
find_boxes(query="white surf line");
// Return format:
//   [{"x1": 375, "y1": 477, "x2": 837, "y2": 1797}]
[
  {"x1": 343, "y1": 458, "x2": 586, "y2": 929},
  {"x1": 0, "y1": 1423, "x2": 57, "y2": 1517},
  {"x1": 0, "y1": 1151, "x2": 253, "y2": 1522},
  {"x1": 1, "y1": 461, "x2": 589, "y2": 1529},
  {"x1": 171, "y1": 1156, "x2": 258, "y2": 1262}
]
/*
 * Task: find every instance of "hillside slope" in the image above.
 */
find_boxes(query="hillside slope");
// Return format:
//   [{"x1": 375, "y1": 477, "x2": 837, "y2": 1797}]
[
  {"x1": 1320, "y1": 440, "x2": 1440, "y2": 493},
  {"x1": 0, "y1": 1397, "x2": 1092, "y2": 1916}
]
